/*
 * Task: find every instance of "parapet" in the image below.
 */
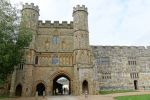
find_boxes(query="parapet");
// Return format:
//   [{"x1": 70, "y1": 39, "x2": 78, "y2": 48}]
[
  {"x1": 73, "y1": 5, "x2": 88, "y2": 13},
  {"x1": 38, "y1": 20, "x2": 73, "y2": 29},
  {"x1": 22, "y1": 3, "x2": 39, "y2": 13},
  {"x1": 91, "y1": 46, "x2": 148, "y2": 50}
]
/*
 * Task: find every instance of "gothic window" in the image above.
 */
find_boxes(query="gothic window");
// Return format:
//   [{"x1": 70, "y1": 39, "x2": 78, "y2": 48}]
[
  {"x1": 52, "y1": 36, "x2": 59, "y2": 44},
  {"x1": 52, "y1": 54, "x2": 59, "y2": 65},
  {"x1": 102, "y1": 72, "x2": 111, "y2": 79},
  {"x1": 130, "y1": 73, "x2": 139, "y2": 79},
  {"x1": 35, "y1": 56, "x2": 38, "y2": 64},
  {"x1": 18, "y1": 59, "x2": 24, "y2": 70},
  {"x1": 128, "y1": 57, "x2": 137, "y2": 65},
  {"x1": 19, "y1": 63, "x2": 23, "y2": 70}
]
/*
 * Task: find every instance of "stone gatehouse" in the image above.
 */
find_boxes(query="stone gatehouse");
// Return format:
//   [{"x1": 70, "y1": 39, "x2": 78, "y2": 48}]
[{"x1": 9, "y1": 3, "x2": 150, "y2": 97}]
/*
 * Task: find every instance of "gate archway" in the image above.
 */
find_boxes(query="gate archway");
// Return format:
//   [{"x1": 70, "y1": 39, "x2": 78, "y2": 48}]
[
  {"x1": 52, "y1": 74, "x2": 71, "y2": 95},
  {"x1": 82, "y1": 80, "x2": 89, "y2": 94},
  {"x1": 36, "y1": 83, "x2": 45, "y2": 96},
  {"x1": 15, "y1": 84, "x2": 22, "y2": 96}
]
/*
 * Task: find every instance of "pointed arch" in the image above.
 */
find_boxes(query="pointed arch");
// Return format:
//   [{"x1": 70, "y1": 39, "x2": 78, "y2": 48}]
[
  {"x1": 15, "y1": 84, "x2": 22, "y2": 96},
  {"x1": 36, "y1": 83, "x2": 45, "y2": 96},
  {"x1": 50, "y1": 71, "x2": 73, "y2": 95},
  {"x1": 82, "y1": 80, "x2": 89, "y2": 94}
]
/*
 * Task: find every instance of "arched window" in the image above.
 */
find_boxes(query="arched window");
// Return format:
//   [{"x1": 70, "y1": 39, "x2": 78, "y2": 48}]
[
  {"x1": 52, "y1": 36, "x2": 59, "y2": 44},
  {"x1": 35, "y1": 56, "x2": 38, "y2": 64}
]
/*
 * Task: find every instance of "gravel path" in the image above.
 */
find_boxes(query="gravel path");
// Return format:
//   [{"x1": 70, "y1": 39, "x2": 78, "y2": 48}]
[{"x1": 2, "y1": 91, "x2": 150, "y2": 100}]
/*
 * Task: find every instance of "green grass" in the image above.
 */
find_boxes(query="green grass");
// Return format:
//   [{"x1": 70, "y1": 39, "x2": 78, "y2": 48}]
[
  {"x1": 0, "y1": 95, "x2": 10, "y2": 99},
  {"x1": 99, "y1": 90, "x2": 135, "y2": 95},
  {"x1": 115, "y1": 94, "x2": 150, "y2": 100}
]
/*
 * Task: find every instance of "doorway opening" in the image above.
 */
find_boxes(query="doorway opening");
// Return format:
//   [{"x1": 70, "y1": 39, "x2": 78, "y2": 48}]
[
  {"x1": 36, "y1": 83, "x2": 45, "y2": 96},
  {"x1": 82, "y1": 80, "x2": 89, "y2": 94},
  {"x1": 134, "y1": 80, "x2": 138, "y2": 90},
  {"x1": 15, "y1": 84, "x2": 22, "y2": 96},
  {"x1": 53, "y1": 74, "x2": 71, "y2": 95}
]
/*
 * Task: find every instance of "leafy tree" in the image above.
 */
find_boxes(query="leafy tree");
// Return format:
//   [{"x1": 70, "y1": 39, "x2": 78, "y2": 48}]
[{"x1": 0, "y1": 0, "x2": 32, "y2": 84}]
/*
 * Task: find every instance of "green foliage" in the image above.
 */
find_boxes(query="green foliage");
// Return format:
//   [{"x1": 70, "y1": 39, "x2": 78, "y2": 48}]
[
  {"x1": 115, "y1": 94, "x2": 150, "y2": 100},
  {"x1": 99, "y1": 90, "x2": 135, "y2": 95},
  {"x1": 0, "y1": 0, "x2": 32, "y2": 83}
]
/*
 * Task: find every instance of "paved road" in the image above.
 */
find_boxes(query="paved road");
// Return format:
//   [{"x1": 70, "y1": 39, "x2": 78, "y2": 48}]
[{"x1": 47, "y1": 96, "x2": 79, "y2": 100}]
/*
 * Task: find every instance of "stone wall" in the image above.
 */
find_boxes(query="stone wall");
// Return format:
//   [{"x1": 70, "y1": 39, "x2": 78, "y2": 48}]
[{"x1": 91, "y1": 46, "x2": 150, "y2": 90}]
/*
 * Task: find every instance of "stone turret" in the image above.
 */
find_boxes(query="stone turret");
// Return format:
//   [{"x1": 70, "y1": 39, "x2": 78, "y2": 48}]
[
  {"x1": 73, "y1": 5, "x2": 90, "y2": 64},
  {"x1": 73, "y1": 5, "x2": 88, "y2": 31},
  {"x1": 19, "y1": 3, "x2": 39, "y2": 96},
  {"x1": 21, "y1": 3, "x2": 39, "y2": 49},
  {"x1": 21, "y1": 3, "x2": 39, "y2": 30},
  {"x1": 73, "y1": 5, "x2": 95, "y2": 95}
]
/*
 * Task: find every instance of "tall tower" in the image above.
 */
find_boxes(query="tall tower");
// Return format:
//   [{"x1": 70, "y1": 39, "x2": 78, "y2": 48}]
[
  {"x1": 73, "y1": 5, "x2": 89, "y2": 50},
  {"x1": 21, "y1": 3, "x2": 39, "y2": 96},
  {"x1": 73, "y1": 5, "x2": 95, "y2": 95},
  {"x1": 21, "y1": 3, "x2": 39, "y2": 50},
  {"x1": 20, "y1": 3, "x2": 39, "y2": 65},
  {"x1": 21, "y1": 3, "x2": 39, "y2": 31}
]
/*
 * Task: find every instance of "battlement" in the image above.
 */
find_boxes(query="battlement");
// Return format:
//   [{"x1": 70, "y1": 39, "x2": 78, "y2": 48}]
[
  {"x1": 73, "y1": 5, "x2": 88, "y2": 13},
  {"x1": 91, "y1": 46, "x2": 150, "y2": 50},
  {"x1": 38, "y1": 20, "x2": 73, "y2": 29},
  {"x1": 22, "y1": 3, "x2": 39, "y2": 13}
]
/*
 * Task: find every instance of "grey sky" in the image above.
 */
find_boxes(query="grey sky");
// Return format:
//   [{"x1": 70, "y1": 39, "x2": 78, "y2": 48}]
[{"x1": 10, "y1": 0, "x2": 150, "y2": 46}]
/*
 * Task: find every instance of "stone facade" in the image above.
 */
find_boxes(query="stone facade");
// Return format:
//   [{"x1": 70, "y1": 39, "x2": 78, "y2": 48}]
[
  {"x1": 9, "y1": 3, "x2": 95, "y2": 96},
  {"x1": 92, "y1": 46, "x2": 150, "y2": 91},
  {"x1": 9, "y1": 3, "x2": 150, "y2": 97}
]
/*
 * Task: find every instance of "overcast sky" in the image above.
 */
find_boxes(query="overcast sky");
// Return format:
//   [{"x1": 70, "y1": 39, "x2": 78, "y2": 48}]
[{"x1": 10, "y1": 0, "x2": 150, "y2": 46}]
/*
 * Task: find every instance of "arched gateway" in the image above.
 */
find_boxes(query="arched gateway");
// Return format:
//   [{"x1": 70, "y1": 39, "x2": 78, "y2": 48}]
[
  {"x1": 53, "y1": 75, "x2": 71, "y2": 95},
  {"x1": 51, "y1": 72, "x2": 72, "y2": 95},
  {"x1": 82, "y1": 80, "x2": 89, "y2": 93},
  {"x1": 36, "y1": 83, "x2": 45, "y2": 96},
  {"x1": 15, "y1": 84, "x2": 22, "y2": 96}
]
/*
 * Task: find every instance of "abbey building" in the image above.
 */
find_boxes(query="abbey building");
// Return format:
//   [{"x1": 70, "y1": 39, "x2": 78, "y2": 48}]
[{"x1": 9, "y1": 3, "x2": 150, "y2": 96}]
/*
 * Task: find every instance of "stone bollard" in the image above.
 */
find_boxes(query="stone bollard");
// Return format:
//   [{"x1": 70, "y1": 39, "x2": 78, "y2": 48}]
[
  {"x1": 43, "y1": 91, "x2": 45, "y2": 99},
  {"x1": 35, "y1": 91, "x2": 38, "y2": 100}
]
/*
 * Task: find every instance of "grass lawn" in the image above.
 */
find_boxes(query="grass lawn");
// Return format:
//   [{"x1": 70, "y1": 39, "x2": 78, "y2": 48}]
[
  {"x1": 99, "y1": 90, "x2": 135, "y2": 95},
  {"x1": 115, "y1": 94, "x2": 150, "y2": 100},
  {"x1": 0, "y1": 95, "x2": 9, "y2": 99}
]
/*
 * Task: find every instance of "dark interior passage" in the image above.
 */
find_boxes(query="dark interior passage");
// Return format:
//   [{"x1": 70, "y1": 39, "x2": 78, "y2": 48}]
[
  {"x1": 36, "y1": 83, "x2": 45, "y2": 96},
  {"x1": 82, "y1": 80, "x2": 89, "y2": 94},
  {"x1": 134, "y1": 80, "x2": 138, "y2": 90},
  {"x1": 15, "y1": 84, "x2": 22, "y2": 96}
]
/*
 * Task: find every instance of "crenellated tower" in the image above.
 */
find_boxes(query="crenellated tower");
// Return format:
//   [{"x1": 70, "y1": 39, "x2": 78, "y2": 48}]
[
  {"x1": 73, "y1": 5, "x2": 89, "y2": 50},
  {"x1": 73, "y1": 5, "x2": 95, "y2": 95},
  {"x1": 73, "y1": 5, "x2": 90, "y2": 65},
  {"x1": 21, "y1": 3, "x2": 39, "y2": 96},
  {"x1": 21, "y1": 3, "x2": 39, "y2": 30},
  {"x1": 21, "y1": 3, "x2": 39, "y2": 64},
  {"x1": 21, "y1": 3, "x2": 39, "y2": 50}
]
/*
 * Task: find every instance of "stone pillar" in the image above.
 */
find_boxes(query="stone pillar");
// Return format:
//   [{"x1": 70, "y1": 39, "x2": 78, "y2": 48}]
[
  {"x1": 35, "y1": 91, "x2": 38, "y2": 100},
  {"x1": 9, "y1": 66, "x2": 17, "y2": 97}
]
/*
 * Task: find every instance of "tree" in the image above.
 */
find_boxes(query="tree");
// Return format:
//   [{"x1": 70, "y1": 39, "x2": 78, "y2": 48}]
[{"x1": 0, "y1": 0, "x2": 32, "y2": 84}]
